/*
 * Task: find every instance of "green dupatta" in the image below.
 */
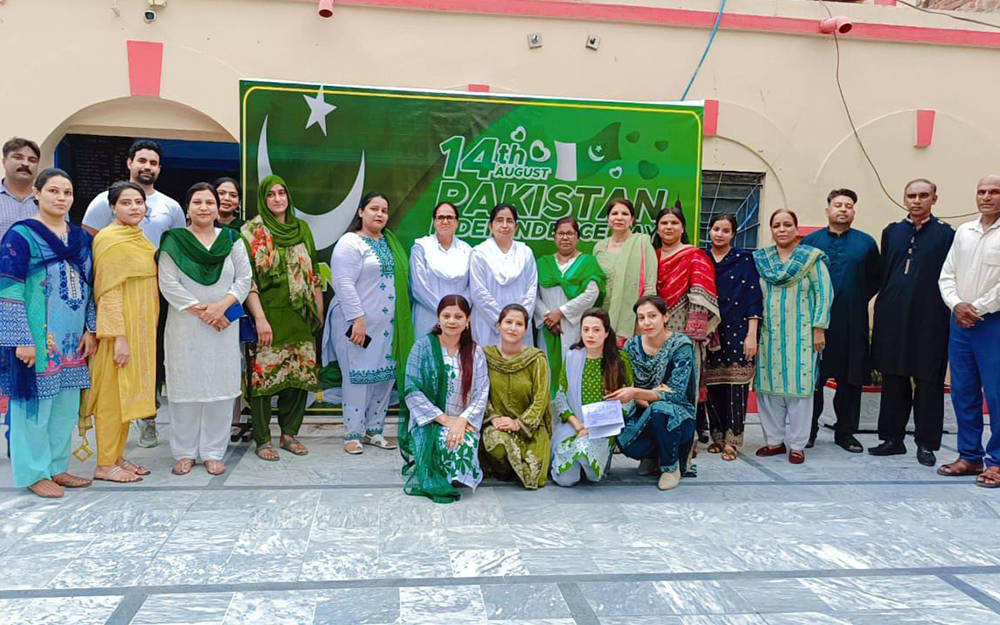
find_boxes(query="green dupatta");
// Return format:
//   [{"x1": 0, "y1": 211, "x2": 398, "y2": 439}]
[
  {"x1": 384, "y1": 228, "x2": 415, "y2": 392},
  {"x1": 536, "y1": 253, "x2": 606, "y2": 397},
  {"x1": 256, "y1": 175, "x2": 309, "y2": 249},
  {"x1": 157, "y1": 227, "x2": 236, "y2": 286},
  {"x1": 398, "y1": 334, "x2": 460, "y2": 503}
]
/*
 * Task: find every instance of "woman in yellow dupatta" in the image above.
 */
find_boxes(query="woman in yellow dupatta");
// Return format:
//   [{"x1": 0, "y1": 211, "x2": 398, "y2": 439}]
[{"x1": 82, "y1": 182, "x2": 159, "y2": 482}]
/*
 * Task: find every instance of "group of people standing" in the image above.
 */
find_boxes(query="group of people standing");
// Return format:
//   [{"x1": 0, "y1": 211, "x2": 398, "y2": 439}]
[{"x1": 1, "y1": 134, "x2": 997, "y2": 499}]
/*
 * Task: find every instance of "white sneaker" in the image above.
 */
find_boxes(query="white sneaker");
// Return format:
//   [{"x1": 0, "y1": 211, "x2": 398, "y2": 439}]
[{"x1": 136, "y1": 418, "x2": 158, "y2": 448}]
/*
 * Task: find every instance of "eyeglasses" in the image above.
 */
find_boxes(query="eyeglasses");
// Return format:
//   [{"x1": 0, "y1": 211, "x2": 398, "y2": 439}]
[{"x1": 435, "y1": 215, "x2": 457, "y2": 222}]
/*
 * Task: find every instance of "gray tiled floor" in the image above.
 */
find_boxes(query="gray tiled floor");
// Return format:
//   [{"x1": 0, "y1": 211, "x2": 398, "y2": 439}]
[{"x1": 0, "y1": 414, "x2": 999, "y2": 624}]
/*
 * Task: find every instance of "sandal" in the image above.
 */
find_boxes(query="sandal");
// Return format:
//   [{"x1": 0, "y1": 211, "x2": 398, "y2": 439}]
[
  {"x1": 280, "y1": 436, "x2": 309, "y2": 456},
  {"x1": 976, "y1": 466, "x2": 1000, "y2": 489},
  {"x1": 52, "y1": 473, "x2": 92, "y2": 488},
  {"x1": 363, "y1": 433, "x2": 398, "y2": 450},
  {"x1": 204, "y1": 460, "x2": 226, "y2": 476},
  {"x1": 721, "y1": 445, "x2": 738, "y2": 462},
  {"x1": 937, "y1": 458, "x2": 984, "y2": 477},
  {"x1": 120, "y1": 459, "x2": 150, "y2": 476},
  {"x1": 707, "y1": 443, "x2": 723, "y2": 454},
  {"x1": 172, "y1": 458, "x2": 195, "y2": 476},
  {"x1": 256, "y1": 442, "x2": 280, "y2": 462},
  {"x1": 344, "y1": 440, "x2": 364, "y2": 455},
  {"x1": 94, "y1": 465, "x2": 142, "y2": 483},
  {"x1": 789, "y1": 450, "x2": 805, "y2": 464},
  {"x1": 28, "y1": 479, "x2": 65, "y2": 499}
]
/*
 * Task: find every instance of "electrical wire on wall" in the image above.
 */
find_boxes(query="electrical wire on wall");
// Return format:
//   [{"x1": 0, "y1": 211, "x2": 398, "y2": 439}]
[
  {"x1": 680, "y1": 0, "x2": 727, "y2": 101},
  {"x1": 818, "y1": 0, "x2": 981, "y2": 219},
  {"x1": 895, "y1": 0, "x2": 1000, "y2": 30}
]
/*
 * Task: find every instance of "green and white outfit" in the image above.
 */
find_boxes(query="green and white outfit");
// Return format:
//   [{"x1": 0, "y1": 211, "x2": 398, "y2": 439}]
[
  {"x1": 401, "y1": 334, "x2": 489, "y2": 502},
  {"x1": 550, "y1": 347, "x2": 633, "y2": 486}
]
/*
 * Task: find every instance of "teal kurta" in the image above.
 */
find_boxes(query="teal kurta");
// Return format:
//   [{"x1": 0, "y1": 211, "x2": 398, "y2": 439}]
[{"x1": 753, "y1": 245, "x2": 833, "y2": 398}]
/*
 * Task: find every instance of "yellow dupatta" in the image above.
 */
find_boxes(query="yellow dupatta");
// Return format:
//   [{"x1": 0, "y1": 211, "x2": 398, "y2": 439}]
[{"x1": 81, "y1": 225, "x2": 159, "y2": 429}]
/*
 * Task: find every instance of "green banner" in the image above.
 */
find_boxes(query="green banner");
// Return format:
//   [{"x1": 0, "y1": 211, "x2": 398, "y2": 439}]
[{"x1": 240, "y1": 82, "x2": 703, "y2": 258}]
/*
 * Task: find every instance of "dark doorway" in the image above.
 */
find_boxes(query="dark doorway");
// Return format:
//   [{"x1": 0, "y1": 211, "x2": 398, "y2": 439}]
[{"x1": 55, "y1": 134, "x2": 239, "y2": 224}]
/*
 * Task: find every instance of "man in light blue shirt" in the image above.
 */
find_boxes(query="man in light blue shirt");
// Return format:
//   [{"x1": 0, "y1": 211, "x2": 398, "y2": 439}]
[
  {"x1": 83, "y1": 139, "x2": 185, "y2": 448},
  {"x1": 82, "y1": 139, "x2": 185, "y2": 248},
  {"x1": 0, "y1": 137, "x2": 41, "y2": 241}
]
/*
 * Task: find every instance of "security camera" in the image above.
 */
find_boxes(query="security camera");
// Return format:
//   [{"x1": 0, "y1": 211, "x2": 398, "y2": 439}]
[{"x1": 143, "y1": 9, "x2": 156, "y2": 23}]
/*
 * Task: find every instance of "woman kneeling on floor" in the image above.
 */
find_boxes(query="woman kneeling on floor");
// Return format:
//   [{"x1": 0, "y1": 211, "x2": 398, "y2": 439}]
[
  {"x1": 550, "y1": 308, "x2": 633, "y2": 486},
  {"x1": 608, "y1": 295, "x2": 698, "y2": 491},
  {"x1": 400, "y1": 294, "x2": 489, "y2": 502}
]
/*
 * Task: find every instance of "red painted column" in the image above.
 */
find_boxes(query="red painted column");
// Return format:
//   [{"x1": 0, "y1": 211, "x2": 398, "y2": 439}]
[
  {"x1": 127, "y1": 40, "x2": 164, "y2": 97},
  {"x1": 703, "y1": 99, "x2": 719, "y2": 137},
  {"x1": 915, "y1": 109, "x2": 935, "y2": 148}
]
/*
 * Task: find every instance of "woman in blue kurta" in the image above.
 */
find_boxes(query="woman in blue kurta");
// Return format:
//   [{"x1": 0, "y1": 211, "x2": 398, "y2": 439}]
[
  {"x1": 753, "y1": 209, "x2": 833, "y2": 464},
  {"x1": 607, "y1": 295, "x2": 697, "y2": 491},
  {"x1": 0, "y1": 169, "x2": 97, "y2": 498},
  {"x1": 704, "y1": 214, "x2": 762, "y2": 460}
]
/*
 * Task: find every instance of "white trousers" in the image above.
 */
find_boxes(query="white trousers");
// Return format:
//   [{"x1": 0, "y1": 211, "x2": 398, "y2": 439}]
[
  {"x1": 342, "y1": 379, "x2": 394, "y2": 441},
  {"x1": 757, "y1": 394, "x2": 813, "y2": 451},
  {"x1": 169, "y1": 399, "x2": 233, "y2": 461}
]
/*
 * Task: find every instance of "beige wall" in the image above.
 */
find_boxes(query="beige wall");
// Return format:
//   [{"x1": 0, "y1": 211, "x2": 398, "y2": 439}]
[{"x1": 1, "y1": 0, "x2": 996, "y2": 241}]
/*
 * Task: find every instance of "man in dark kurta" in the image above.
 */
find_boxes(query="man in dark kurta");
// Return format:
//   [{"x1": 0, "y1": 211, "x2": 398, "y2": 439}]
[
  {"x1": 803, "y1": 189, "x2": 880, "y2": 453},
  {"x1": 869, "y1": 179, "x2": 955, "y2": 466}
]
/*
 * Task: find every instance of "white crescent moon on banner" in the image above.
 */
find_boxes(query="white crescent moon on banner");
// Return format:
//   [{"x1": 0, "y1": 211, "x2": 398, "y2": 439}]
[{"x1": 256, "y1": 115, "x2": 366, "y2": 249}]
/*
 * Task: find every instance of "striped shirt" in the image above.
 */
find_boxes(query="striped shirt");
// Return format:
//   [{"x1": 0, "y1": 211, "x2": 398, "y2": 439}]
[{"x1": 0, "y1": 179, "x2": 37, "y2": 241}]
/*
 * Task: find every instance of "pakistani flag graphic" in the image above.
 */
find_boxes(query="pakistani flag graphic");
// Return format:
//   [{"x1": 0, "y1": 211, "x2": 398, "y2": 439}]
[{"x1": 554, "y1": 122, "x2": 623, "y2": 182}]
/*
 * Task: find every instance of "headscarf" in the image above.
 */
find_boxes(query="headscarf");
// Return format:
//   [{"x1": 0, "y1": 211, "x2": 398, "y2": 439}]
[
  {"x1": 256, "y1": 175, "x2": 308, "y2": 249},
  {"x1": 157, "y1": 227, "x2": 237, "y2": 286}
]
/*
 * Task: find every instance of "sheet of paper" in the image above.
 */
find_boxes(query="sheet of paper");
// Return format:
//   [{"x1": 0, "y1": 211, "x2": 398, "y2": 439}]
[{"x1": 581, "y1": 400, "x2": 625, "y2": 439}]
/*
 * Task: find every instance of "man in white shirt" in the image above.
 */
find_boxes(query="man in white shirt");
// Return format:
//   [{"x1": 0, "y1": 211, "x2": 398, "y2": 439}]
[
  {"x1": 83, "y1": 139, "x2": 185, "y2": 448},
  {"x1": 937, "y1": 174, "x2": 1000, "y2": 486},
  {"x1": 82, "y1": 139, "x2": 185, "y2": 247}
]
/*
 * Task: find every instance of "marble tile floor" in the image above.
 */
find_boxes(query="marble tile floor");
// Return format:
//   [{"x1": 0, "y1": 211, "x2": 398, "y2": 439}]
[{"x1": 0, "y1": 418, "x2": 998, "y2": 624}]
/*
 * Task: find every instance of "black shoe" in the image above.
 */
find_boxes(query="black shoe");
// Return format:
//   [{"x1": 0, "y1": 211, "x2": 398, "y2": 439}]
[
  {"x1": 917, "y1": 446, "x2": 937, "y2": 467},
  {"x1": 806, "y1": 437, "x2": 816, "y2": 449},
  {"x1": 835, "y1": 435, "x2": 863, "y2": 454},
  {"x1": 868, "y1": 440, "x2": 907, "y2": 456}
]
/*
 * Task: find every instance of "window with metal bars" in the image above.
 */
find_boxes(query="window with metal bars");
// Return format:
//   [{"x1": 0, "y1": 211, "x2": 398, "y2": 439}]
[{"x1": 699, "y1": 170, "x2": 763, "y2": 250}]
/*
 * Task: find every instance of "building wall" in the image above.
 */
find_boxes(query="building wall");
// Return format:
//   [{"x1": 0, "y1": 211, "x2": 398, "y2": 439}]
[{"x1": 0, "y1": 0, "x2": 997, "y2": 241}]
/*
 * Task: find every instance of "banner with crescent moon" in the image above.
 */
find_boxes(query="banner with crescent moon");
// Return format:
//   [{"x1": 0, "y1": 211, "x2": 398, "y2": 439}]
[{"x1": 240, "y1": 81, "x2": 704, "y2": 260}]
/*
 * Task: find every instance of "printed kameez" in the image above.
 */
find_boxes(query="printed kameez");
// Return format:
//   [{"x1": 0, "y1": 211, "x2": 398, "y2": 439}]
[
  {"x1": 619, "y1": 333, "x2": 697, "y2": 476},
  {"x1": 481, "y1": 345, "x2": 551, "y2": 489},
  {"x1": 550, "y1": 348, "x2": 634, "y2": 486},
  {"x1": 240, "y1": 176, "x2": 321, "y2": 447},
  {"x1": 0, "y1": 221, "x2": 96, "y2": 487},
  {"x1": 401, "y1": 334, "x2": 489, "y2": 502},
  {"x1": 704, "y1": 248, "x2": 762, "y2": 447}
]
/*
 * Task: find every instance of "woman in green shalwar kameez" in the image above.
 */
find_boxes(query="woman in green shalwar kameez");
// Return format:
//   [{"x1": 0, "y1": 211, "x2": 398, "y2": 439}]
[
  {"x1": 241, "y1": 175, "x2": 324, "y2": 461},
  {"x1": 481, "y1": 304, "x2": 551, "y2": 489}
]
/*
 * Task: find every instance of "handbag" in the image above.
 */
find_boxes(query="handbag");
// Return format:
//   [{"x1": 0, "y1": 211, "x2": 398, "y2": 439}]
[{"x1": 239, "y1": 313, "x2": 257, "y2": 344}]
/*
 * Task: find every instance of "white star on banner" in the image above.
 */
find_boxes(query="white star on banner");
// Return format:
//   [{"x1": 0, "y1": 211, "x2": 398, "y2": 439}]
[{"x1": 303, "y1": 86, "x2": 337, "y2": 135}]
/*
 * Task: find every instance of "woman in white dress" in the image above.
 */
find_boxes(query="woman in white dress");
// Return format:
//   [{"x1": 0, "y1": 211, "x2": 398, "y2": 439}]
[
  {"x1": 410, "y1": 201, "x2": 472, "y2": 338},
  {"x1": 535, "y1": 216, "x2": 605, "y2": 393},
  {"x1": 158, "y1": 183, "x2": 252, "y2": 476},
  {"x1": 469, "y1": 203, "x2": 537, "y2": 347},
  {"x1": 325, "y1": 191, "x2": 413, "y2": 455}
]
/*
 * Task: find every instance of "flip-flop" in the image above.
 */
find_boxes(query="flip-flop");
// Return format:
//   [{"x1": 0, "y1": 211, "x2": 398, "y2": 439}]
[
  {"x1": 121, "y1": 459, "x2": 151, "y2": 476},
  {"x1": 94, "y1": 466, "x2": 142, "y2": 483},
  {"x1": 172, "y1": 458, "x2": 195, "y2": 476},
  {"x1": 344, "y1": 440, "x2": 364, "y2": 455},
  {"x1": 976, "y1": 467, "x2": 1000, "y2": 489}
]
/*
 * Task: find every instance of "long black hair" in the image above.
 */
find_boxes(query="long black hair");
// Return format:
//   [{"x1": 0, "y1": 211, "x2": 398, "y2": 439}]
[
  {"x1": 651, "y1": 201, "x2": 689, "y2": 248},
  {"x1": 432, "y1": 294, "x2": 475, "y2": 406},
  {"x1": 348, "y1": 191, "x2": 389, "y2": 233},
  {"x1": 571, "y1": 307, "x2": 627, "y2": 393}
]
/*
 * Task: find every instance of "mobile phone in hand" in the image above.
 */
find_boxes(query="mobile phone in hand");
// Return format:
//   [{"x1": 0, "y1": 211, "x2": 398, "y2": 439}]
[{"x1": 345, "y1": 328, "x2": 372, "y2": 349}]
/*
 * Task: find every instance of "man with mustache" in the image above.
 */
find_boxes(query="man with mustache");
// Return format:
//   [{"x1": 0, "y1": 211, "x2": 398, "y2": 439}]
[
  {"x1": 937, "y1": 175, "x2": 1000, "y2": 486},
  {"x1": 82, "y1": 139, "x2": 185, "y2": 449},
  {"x1": 0, "y1": 137, "x2": 41, "y2": 241}
]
